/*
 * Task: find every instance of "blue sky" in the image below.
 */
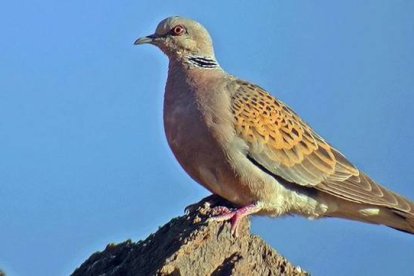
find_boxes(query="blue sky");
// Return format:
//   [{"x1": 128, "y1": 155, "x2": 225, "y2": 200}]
[{"x1": 1, "y1": 1, "x2": 413, "y2": 275}]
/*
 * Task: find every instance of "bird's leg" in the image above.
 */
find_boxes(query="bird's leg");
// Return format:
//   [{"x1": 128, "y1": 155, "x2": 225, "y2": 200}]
[{"x1": 208, "y1": 203, "x2": 262, "y2": 237}]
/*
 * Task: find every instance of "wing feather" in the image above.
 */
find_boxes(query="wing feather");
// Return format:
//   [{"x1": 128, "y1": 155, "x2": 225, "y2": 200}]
[{"x1": 231, "y1": 80, "x2": 414, "y2": 213}]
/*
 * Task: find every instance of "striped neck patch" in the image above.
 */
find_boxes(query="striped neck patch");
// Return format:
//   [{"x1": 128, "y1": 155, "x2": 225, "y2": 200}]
[{"x1": 186, "y1": 56, "x2": 220, "y2": 69}]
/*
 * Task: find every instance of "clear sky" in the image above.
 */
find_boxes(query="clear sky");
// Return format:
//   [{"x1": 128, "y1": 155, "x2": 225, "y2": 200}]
[{"x1": 1, "y1": 1, "x2": 413, "y2": 275}]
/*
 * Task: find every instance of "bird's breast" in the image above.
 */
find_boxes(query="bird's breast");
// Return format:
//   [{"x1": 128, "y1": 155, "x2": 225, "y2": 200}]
[{"x1": 162, "y1": 75, "x2": 253, "y2": 204}]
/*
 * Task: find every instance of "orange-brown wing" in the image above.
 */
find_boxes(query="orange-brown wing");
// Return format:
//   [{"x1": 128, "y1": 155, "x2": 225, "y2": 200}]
[{"x1": 231, "y1": 80, "x2": 413, "y2": 212}]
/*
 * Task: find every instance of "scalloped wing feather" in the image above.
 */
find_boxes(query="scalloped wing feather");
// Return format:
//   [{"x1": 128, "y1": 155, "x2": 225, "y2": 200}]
[{"x1": 231, "y1": 80, "x2": 414, "y2": 214}]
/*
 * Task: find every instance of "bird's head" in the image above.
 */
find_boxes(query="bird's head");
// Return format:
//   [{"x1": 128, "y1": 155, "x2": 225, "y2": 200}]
[{"x1": 134, "y1": 16, "x2": 216, "y2": 60}]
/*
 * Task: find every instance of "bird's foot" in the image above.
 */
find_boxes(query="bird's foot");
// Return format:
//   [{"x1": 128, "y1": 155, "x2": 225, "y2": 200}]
[{"x1": 208, "y1": 203, "x2": 261, "y2": 237}]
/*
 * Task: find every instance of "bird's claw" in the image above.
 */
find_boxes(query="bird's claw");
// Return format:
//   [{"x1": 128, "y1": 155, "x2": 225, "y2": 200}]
[{"x1": 208, "y1": 203, "x2": 262, "y2": 237}]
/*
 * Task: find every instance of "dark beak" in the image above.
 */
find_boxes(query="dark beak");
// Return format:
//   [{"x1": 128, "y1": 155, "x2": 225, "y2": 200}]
[{"x1": 134, "y1": 34, "x2": 158, "y2": 45}]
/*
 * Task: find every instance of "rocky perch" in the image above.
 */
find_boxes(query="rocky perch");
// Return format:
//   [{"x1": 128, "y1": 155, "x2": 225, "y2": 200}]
[{"x1": 72, "y1": 195, "x2": 308, "y2": 276}]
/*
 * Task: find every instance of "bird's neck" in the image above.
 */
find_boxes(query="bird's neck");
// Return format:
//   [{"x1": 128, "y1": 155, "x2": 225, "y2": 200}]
[
  {"x1": 169, "y1": 54, "x2": 221, "y2": 70},
  {"x1": 167, "y1": 55, "x2": 223, "y2": 84},
  {"x1": 184, "y1": 55, "x2": 220, "y2": 69}
]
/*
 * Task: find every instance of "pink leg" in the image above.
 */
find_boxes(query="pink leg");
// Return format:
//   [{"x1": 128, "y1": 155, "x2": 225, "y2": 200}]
[{"x1": 208, "y1": 203, "x2": 262, "y2": 237}]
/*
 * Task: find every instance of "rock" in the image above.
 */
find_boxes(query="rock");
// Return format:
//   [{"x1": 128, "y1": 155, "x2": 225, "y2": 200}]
[{"x1": 72, "y1": 195, "x2": 308, "y2": 276}]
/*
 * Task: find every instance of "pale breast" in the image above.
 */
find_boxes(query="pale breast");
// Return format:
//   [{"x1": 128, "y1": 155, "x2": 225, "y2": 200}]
[{"x1": 163, "y1": 67, "x2": 255, "y2": 204}]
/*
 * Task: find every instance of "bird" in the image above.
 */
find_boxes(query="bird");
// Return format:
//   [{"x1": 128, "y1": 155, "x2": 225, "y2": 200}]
[{"x1": 134, "y1": 16, "x2": 414, "y2": 236}]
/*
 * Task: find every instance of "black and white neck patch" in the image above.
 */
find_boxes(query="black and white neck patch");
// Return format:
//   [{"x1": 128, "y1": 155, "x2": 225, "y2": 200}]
[{"x1": 186, "y1": 56, "x2": 220, "y2": 69}]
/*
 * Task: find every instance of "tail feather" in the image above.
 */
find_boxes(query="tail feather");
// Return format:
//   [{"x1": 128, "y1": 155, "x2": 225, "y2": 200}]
[
  {"x1": 388, "y1": 210, "x2": 414, "y2": 234},
  {"x1": 325, "y1": 197, "x2": 414, "y2": 235}
]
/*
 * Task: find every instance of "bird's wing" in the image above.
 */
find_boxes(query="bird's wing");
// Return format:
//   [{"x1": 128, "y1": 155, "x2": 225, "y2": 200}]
[{"x1": 230, "y1": 80, "x2": 413, "y2": 213}]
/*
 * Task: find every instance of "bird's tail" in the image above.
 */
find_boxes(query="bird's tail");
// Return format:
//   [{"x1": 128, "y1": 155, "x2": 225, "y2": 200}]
[
  {"x1": 326, "y1": 198, "x2": 414, "y2": 235},
  {"x1": 386, "y1": 210, "x2": 414, "y2": 234}
]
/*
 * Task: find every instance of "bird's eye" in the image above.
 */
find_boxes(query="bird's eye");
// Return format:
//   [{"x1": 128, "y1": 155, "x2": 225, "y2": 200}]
[{"x1": 171, "y1": 25, "x2": 185, "y2": 36}]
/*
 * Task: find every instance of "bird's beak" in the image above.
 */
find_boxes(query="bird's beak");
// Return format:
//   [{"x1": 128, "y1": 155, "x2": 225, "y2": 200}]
[{"x1": 134, "y1": 34, "x2": 158, "y2": 45}]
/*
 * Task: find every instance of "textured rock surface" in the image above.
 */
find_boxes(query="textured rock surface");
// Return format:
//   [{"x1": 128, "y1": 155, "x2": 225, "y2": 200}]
[{"x1": 72, "y1": 195, "x2": 308, "y2": 276}]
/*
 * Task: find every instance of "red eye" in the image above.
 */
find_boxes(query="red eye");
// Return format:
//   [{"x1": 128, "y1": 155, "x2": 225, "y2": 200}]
[{"x1": 171, "y1": 25, "x2": 185, "y2": 36}]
